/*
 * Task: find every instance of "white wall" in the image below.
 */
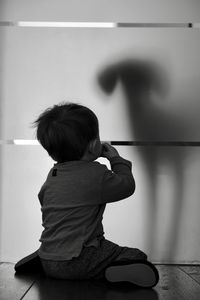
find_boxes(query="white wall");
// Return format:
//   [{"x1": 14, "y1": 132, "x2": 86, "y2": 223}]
[
  {"x1": 0, "y1": 0, "x2": 200, "y2": 263},
  {"x1": 1, "y1": 0, "x2": 200, "y2": 22}
]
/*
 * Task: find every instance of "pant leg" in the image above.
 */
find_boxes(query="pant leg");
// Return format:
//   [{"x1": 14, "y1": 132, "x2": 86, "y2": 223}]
[
  {"x1": 40, "y1": 238, "x2": 122, "y2": 280},
  {"x1": 40, "y1": 239, "x2": 147, "y2": 280},
  {"x1": 112, "y1": 246, "x2": 148, "y2": 263},
  {"x1": 92, "y1": 244, "x2": 148, "y2": 280}
]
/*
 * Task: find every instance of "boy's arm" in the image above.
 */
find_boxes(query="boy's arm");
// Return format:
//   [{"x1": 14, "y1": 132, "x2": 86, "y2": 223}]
[{"x1": 101, "y1": 155, "x2": 135, "y2": 203}]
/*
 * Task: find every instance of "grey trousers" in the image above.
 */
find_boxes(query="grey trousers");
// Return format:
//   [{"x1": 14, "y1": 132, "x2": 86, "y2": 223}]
[{"x1": 40, "y1": 238, "x2": 147, "y2": 280}]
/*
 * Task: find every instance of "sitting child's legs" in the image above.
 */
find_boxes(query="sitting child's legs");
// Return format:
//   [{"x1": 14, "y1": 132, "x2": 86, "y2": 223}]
[
  {"x1": 40, "y1": 238, "x2": 123, "y2": 280},
  {"x1": 40, "y1": 238, "x2": 159, "y2": 288}
]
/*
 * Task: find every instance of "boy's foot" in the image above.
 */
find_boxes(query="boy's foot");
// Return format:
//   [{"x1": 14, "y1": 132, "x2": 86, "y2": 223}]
[
  {"x1": 14, "y1": 250, "x2": 44, "y2": 274},
  {"x1": 105, "y1": 260, "x2": 159, "y2": 288}
]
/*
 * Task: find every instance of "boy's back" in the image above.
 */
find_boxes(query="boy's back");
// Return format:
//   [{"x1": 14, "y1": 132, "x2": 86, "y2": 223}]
[{"x1": 38, "y1": 156, "x2": 135, "y2": 261}]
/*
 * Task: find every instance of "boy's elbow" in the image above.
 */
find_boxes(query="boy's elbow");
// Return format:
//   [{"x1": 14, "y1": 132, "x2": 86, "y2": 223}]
[
  {"x1": 128, "y1": 179, "x2": 136, "y2": 196},
  {"x1": 124, "y1": 177, "x2": 135, "y2": 197}
]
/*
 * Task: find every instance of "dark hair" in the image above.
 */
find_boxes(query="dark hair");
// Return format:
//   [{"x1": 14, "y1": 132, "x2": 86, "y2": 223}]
[{"x1": 33, "y1": 102, "x2": 99, "y2": 162}]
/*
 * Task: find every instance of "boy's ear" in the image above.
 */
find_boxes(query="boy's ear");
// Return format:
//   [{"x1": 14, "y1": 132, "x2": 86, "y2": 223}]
[{"x1": 88, "y1": 139, "x2": 97, "y2": 153}]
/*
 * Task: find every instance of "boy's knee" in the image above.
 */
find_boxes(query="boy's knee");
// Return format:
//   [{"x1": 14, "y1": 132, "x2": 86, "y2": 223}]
[{"x1": 115, "y1": 247, "x2": 147, "y2": 262}]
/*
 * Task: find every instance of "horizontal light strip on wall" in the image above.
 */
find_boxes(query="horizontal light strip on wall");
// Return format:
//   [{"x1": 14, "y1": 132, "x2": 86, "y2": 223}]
[
  {"x1": 18, "y1": 21, "x2": 116, "y2": 28},
  {"x1": 1, "y1": 140, "x2": 200, "y2": 146},
  {"x1": 111, "y1": 141, "x2": 200, "y2": 146},
  {"x1": 0, "y1": 21, "x2": 199, "y2": 28},
  {"x1": 117, "y1": 22, "x2": 193, "y2": 28},
  {"x1": 0, "y1": 140, "x2": 39, "y2": 145},
  {"x1": 0, "y1": 21, "x2": 116, "y2": 28},
  {"x1": 13, "y1": 139, "x2": 39, "y2": 145}
]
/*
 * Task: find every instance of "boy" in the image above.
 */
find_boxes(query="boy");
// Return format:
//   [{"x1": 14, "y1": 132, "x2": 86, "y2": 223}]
[{"x1": 33, "y1": 102, "x2": 159, "y2": 287}]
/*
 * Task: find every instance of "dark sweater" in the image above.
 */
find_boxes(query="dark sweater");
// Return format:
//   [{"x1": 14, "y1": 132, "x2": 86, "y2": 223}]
[{"x1": 38, "y1": 156, "x2": 135, "y2": 261}]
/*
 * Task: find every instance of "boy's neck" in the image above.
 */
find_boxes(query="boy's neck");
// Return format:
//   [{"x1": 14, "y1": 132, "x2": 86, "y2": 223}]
[{"x1": 80, "y1": 152, "x2": 95, "y2": 162}]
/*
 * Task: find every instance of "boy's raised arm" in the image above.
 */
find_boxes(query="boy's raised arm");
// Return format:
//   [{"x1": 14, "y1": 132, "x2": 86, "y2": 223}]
[{"x1": 101, "y1": 143, "x2": 135, "y2": 203}]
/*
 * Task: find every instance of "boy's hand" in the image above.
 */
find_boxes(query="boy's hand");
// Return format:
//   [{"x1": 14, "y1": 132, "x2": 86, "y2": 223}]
[{"x1": 101, "y1": 142, "x2": 120, "y2": 160}]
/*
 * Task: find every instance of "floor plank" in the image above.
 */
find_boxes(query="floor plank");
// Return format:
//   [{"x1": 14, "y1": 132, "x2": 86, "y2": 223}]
[
  {"x1": 179, "y1": 266, "x2": 200, "y2": 285},
  {"x1": 1, "y1": 264, "x2": 200, "y2": 300},
  {"x1": 155, "y1": 265, "x2": 200, "y2": 300},
  {"x1": 0, "y1": 263, "x2": 38, "y2": 300},
  {"x1": 23, "y1": 276, "x2": 159, "y2": 300},
  {"x1": 22, "y1": 265, "x2": 200, "y2": 300}
]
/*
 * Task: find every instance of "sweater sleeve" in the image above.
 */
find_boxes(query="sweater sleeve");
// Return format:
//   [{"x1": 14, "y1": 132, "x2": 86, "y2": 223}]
[{"x1": 101, "y1": 156, "x2": 135, "y2": 203}]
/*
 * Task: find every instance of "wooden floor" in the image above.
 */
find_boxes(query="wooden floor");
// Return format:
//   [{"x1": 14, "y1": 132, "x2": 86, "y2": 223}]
[{"x1": 1, "y1": 263, "x2": 200, "y2": 300}]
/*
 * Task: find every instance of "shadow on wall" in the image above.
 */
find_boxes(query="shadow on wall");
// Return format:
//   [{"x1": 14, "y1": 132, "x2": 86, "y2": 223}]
[{"x1": 97, "y1": 58, "x2": 197, "y2": 261}]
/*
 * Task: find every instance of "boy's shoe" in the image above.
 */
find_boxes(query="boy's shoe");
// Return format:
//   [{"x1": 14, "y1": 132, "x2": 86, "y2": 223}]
[
  {"x1": 14, "y1": 250, "x2": 45, "y2": 274},
  {"x1": 105, "y1": 260, "x2": 159, "y2": 288}
]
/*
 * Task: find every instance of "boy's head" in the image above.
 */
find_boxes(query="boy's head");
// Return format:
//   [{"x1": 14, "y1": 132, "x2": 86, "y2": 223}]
[{"x1": 33, "y1": 102, "x2": 102, "y2": 162}]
